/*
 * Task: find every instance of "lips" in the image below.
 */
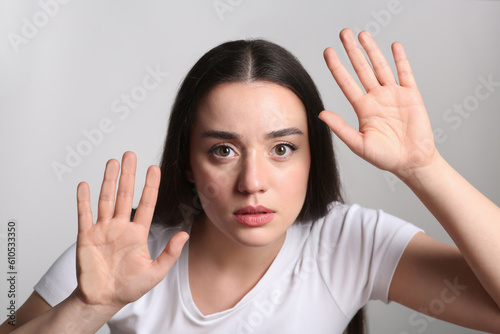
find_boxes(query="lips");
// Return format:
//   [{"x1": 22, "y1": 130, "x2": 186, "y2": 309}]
[
  {"x1": 234, "y1": 205, "x2": 274, "y2": 215},
  {"x1": 234, "y1": 205, "x2": 275, "y2": 227}
]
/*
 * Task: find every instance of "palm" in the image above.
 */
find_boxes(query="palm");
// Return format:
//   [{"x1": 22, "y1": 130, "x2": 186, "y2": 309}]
[
  {"x1": 77, "y1": 218, "x2": 152, "y2": 306},
  {"x1": 75, "y1": 152, "x2": 188, "y2": 309},
  {"x1": 319, "y1": 29, "x2": 436, "y2": 178}
]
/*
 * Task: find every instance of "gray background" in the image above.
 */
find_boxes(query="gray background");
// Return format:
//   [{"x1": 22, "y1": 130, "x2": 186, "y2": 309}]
[{"x1": 1, "y1": 0, "x2": 499, "y2": 333}]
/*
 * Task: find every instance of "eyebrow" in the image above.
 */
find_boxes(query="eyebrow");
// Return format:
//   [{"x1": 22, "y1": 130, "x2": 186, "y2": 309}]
[
  {"x1": 201, "y1": 127, "x2": 304, "y2": 140},
  {"x1": 265, "y1": 127, "x2": 304, "y2": 139}
]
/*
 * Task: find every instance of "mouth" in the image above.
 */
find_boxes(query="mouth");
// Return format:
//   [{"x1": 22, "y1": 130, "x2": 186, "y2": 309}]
[
  {"x1": 233, "y1": 205, "x2": 275, "y2": 227},
  {"x1": 234, "y1": 205, "x2": 274, "y2": 214}
]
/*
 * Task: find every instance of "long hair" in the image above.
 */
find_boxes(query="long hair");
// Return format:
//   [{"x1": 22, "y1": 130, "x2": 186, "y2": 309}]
[{"x1": 153, "y1": 39, "x2": 364, "y2": 333}]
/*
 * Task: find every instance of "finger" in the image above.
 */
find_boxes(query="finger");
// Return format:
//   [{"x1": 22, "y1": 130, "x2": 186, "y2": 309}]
[
  {"x1": 153, "y1": 232, "x2": 189, "y2": 278},
  {"x1": 339, "y1": 28, "x2": 380, "y2": 92},
  {"x1": 97, "y1": 159, "x2": 120, "y2": 222},
  {"x1": 358, "y1": 31, "x2": 397, "y2": 86},
  {"x1": 133, "y1": 165, "x2": 161, "y2": 227},
  {"x1": 323, "y1": 47, "x2": 364, "y2": 105},
  {"x1": 392, "y1": 42, "x2": 417, "y2": 88},
  {"x1": 318, "y1": 110, "x2": 363, "y2": 156},
  {"x1": 77, "y1": 182, "x2": 93, "y2": 232},
  {"x1": 114, "y1": 151, "x2": 137, "y2": 220}
]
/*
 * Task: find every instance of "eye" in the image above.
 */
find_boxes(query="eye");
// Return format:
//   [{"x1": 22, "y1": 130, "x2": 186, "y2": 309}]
[
  {"x1": 271, "y1": 143, "x2": 297, "y2": 158},
  {"x1": 210, "y1": 145, "x2": 236, "y2": 158}
]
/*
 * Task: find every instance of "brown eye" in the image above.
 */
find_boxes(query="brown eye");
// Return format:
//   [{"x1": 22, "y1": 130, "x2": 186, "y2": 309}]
[
  {"x1": 275, "y1": 145, "x2": 287, "y2": 156},
  {"x1": 271, "y1": 143, "x2": 297, "y2": 158},
  {"x1": 219, "y1": 147, "x2": 231, "y2": 157},
  {"x1": 211, "y1": 145, "x2": 235, "y2": 158}
]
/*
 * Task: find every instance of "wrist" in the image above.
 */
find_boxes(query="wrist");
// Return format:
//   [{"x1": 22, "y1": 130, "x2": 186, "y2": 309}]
[
  {"x1": 396, "y1": 150, "x2": 448, "y2": 189},
  {"x1": 11, "y1": 289, "x2": 122, "y2": 334},
  {"x1": 69, "y1": 289, "x2": 122, "y2": 325}
]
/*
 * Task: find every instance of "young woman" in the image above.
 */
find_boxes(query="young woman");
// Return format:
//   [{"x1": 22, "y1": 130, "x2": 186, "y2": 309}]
[{"x1": 2, "y1": 28, "x2": 500, "y2": 333}]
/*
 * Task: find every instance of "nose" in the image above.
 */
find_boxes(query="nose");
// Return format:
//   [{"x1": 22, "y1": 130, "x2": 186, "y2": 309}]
[{"x1": 237, "y1": 152, "x2": 269, "y2": 194}]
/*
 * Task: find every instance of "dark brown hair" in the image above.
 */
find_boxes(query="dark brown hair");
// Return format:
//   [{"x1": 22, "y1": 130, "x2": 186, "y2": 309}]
[{"x1": 153, "y1": 39, "x2": 364, "y2": 333}]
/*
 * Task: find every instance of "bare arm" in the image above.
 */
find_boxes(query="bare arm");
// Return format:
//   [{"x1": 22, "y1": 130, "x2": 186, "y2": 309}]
[
  {"x1": 0, "y1": 276, "x2": 114, "y2": 334},
  {"x1": 3, "y1": 290, "x2": 118, "y2": 334},
  {"x1": 390, "y1": 232, "x2": 500, "y2": 333},
  {"x1": 319, "y1": 28, "x2": 500, "y2": 331},
  {"x1": 398, "y1": 150, "x2": 500, "y2": 303},
  {"x1": 0, "y1": 292, "x2": 50, "y2": 333}
]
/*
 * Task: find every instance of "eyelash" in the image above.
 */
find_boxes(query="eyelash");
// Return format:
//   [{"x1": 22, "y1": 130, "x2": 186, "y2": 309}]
[{"x1": 208, "y1": 142, "x2": 299, "y2": 159}]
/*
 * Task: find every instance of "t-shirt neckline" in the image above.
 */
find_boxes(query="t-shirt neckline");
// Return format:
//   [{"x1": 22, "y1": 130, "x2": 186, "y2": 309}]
[{"x1": 177, "y1": 226, "x2": 296, "y2": 322}]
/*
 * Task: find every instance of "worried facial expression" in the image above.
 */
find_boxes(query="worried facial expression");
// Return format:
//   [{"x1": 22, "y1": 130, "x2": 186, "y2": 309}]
[{"x1": 187, "y1": 81, "x2": 311, "y2": 248}]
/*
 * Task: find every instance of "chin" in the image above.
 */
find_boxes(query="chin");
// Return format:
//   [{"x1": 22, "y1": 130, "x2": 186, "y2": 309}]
[{"x1": 230, "y1": 228, "x2": 285, "y2": 248}]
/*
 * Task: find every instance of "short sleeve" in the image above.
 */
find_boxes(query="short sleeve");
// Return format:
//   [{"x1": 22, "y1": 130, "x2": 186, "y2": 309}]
[
  {"x1": 315, "y1": 204, "x2": 423, "y2": 316},
  {"x1": 34, "y1": 243, "x2": 78, "y2": 307},
  {"x1": 369, "y1": 211, "x2": 424, "y2": 302}
]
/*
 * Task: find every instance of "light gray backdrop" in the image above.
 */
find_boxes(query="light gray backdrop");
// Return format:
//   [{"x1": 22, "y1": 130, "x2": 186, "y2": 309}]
[{"x1": 1, "y1": 0, "x2": 499, "y2": 333}]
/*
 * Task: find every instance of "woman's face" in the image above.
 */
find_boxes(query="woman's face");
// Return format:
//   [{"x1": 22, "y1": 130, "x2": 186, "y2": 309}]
[{"x1": 188, "y1": 81, "x2": 310, "y2": 248}]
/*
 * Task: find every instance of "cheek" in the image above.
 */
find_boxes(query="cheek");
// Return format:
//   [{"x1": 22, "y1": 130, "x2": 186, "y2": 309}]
[
  {"x1": 269, "y1": 151, "x2": 311, "y2": 204},
  {"x1": 192, "y1": 164, "x2": 234, "y2": 209},
  {"x1": 279, "y1": 163, "x2": 310, "y2": 197}
]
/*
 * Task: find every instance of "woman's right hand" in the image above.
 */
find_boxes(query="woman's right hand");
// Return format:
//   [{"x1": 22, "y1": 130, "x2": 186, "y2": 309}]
[{"x1": 74, "y1": 151, "x2": 189, "y2": 312}]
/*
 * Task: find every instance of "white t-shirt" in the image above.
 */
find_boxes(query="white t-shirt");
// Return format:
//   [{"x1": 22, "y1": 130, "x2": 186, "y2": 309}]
[{"x1": 35, "y1": 202, "x2": 422, "y2": 334}]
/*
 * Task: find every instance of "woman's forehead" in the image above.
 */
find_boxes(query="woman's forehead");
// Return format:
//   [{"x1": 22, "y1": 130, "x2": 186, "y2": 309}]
[{"x1": 194, "y1": 81, "x2": 308, "y2": 134}]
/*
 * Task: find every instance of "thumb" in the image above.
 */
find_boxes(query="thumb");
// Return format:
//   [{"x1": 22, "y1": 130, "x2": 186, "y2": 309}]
[
  {"x1": 319, "y1": 110, "x2": 363, "y2": 155},
  {"x1": 153, "y1": 231, "x2": 189, "y2": 277}
]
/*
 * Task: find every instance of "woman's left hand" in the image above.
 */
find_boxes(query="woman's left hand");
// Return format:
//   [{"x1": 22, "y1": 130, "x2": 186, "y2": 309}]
[{"x1": 319, "y1": 28, "x2": 437, "y2": 179}]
